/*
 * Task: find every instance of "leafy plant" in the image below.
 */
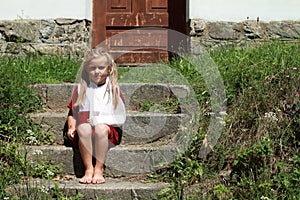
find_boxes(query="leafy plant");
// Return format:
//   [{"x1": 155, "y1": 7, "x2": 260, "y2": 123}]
[
  {"x1": 0, "y1": 141, "x2": 25, "y2": 199},
  {"x1": 155, "y1": 40, "x2": 300, "y2": 199},
  {"x1": 138, "y1": 97, "x2": 180, "y2": 114}
]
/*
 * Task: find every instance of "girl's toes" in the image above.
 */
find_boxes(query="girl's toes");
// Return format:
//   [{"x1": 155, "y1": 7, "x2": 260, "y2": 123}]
[{"x1": 92, "y1": 174, "x2": 105, "y2": 184}]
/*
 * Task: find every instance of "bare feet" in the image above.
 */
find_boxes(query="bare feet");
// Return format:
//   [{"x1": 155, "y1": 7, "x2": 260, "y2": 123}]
[
  {"x1": 92, "y1": 168, "x2": 106, "y2": 184},
  {"x1": 79, "y1": 169, "x2": 93, "y2": 184}
]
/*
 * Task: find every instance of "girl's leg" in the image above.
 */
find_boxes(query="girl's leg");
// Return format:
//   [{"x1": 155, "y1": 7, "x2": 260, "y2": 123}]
[
  {"x1": 92, "y1": 124, "x2": 110, "y2": 184},
  {"x1": 77, "y1": 123, "x2": 93, "y2": 184}
]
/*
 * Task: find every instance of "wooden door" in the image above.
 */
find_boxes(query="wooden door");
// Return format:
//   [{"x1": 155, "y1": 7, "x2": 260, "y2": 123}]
[{"x1": 92, "y1": 0, "x2": 187, "y2": 65}]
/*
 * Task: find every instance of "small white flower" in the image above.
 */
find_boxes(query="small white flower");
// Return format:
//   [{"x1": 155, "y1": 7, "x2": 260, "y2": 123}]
[
  {"x1": 46, "y1": 169, "x2": 54, "y2": 176},
  {"x1": 26, "y1": 129, "x2": 33, "y2": 135},
  {"x1": 260, "y1": 196, "x2": 271, "y2": 200},
  {"x1": 219, "y1": 111, "x2": 227, "y2": 116},
  {"x1": 206, "y1": 112, "x2": 215, "y2": 116},
  {"x1": 26, "y1": 136, "x2": 38, "y2": 145},
  {"x1": 33, "y1": 149, "x2": 43, "y2": 155},
  {"x1": 264, "y1": 112, "x2": 278, "y2": 122},
  {"x1": 39, "y1": 185, "x2": 49, "y2": 193}
]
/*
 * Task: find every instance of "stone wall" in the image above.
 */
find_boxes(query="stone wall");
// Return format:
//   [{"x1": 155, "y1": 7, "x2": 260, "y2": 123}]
[
  {"x1": 0, "y1": 18, "x2": 299, "y2": 57},
  {"x1": 0, "y1": 18, "x2": 90, "y2": 57},
  {"x1": 190, "y1": 19, "x2": 300, "y2": 53}
]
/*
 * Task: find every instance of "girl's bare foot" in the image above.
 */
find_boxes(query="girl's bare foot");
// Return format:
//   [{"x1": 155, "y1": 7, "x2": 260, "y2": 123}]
[
  {"x1": 92, "y1": 168, "x2": 105, "y2": 184},
  {"x1": 79, "y1": 169, "x2": 93, "y2": 184}
]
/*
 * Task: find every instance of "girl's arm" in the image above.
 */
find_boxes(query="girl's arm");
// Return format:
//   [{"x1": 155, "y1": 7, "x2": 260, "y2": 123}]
[
  {"x1": 67, "y1": 86, "x2": 78, "y2": 141},
  {"x1": 67, "y1": 109, "x2": 76, "y2": 141}
]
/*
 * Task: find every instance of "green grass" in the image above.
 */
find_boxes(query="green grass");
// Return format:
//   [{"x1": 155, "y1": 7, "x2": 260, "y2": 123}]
[
  {"x1": 155, "y1": 40, "x2": 300, "y2": 199},
  {"x1": 0, "y1": 55, "x2": 81, "y2": 84},
  {"x1": 0, "y1": 40, "x2": 300, "y2": 199}
]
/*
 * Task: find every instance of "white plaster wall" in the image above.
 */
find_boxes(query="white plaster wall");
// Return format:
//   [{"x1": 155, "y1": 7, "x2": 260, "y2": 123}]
[
  {"x1": 190, "y1": 0, "x2": 300, "y2": 22},
  {"x1": 0, "y1": 0, "x2": 299, "y2": 22},
  {"x1": 0, "y1": 0, "x2": 92, "y2": 20}
]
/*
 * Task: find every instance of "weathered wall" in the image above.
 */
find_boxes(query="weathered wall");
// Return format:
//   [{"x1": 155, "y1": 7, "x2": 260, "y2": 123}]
[
  {"x1": 190, "y1": 19, "x2": 300, "y2": 54},
  {"x1": 0, "y1": 19, "x2": 90, "y2": 57},
  {"x1": 0, "y1": 18, "x2": 299, "y2": 57}
]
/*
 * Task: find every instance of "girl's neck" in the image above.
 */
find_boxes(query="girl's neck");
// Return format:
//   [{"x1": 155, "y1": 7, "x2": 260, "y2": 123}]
[{"x1": 90, "y1": 77, "x2": 108, "y2": 87}]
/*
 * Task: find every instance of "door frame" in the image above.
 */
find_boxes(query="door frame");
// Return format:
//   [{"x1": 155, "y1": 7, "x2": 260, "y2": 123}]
[
  {"x1": 91, "y1": 0, "x2": 188, "y2": 53},
  {"x1": 92, "y1": 0, "x2": 106, "y2": 48}
]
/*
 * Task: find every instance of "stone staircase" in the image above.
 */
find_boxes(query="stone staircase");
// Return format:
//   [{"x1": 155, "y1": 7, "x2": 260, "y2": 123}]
[{"x1": 17, "y1": 81, "x2": 196, "y2": 199}]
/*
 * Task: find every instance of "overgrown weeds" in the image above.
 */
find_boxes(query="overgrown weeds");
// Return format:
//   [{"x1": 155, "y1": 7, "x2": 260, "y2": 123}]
[
  {"x1": 0, "y1": 40, "x2": 299, "y2": 199},
  {"x1": 0, "y1": 55, "x2": 81, "y2": 199},
  {"x1": 156, "y1": 40, "x2": 300, "y2": 199}
]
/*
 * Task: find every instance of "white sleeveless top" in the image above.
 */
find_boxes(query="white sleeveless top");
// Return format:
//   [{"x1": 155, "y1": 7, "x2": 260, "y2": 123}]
[{"x1": 78, "y1": 77, "x2": 126, "y2": 127}]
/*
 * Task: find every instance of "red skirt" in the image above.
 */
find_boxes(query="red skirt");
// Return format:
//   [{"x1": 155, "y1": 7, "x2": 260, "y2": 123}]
[{"x1": 72, "y1": 111, "x2": 122, "y2": 148}]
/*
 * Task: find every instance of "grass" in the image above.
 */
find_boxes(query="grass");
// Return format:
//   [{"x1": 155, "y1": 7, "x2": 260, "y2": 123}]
[
  {"x1": 0, "y1": 40, "x2": 299, "y2": 199},
  {"x1": 155, "y1": 40, "x2": 300, "y2": 199},
  {"x1": 0, "y1": 55, "x2": 81, "y2": 84}
]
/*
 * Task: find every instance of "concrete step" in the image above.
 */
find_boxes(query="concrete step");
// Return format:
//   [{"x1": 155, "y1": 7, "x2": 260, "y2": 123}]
[
  {"x1": 7, "y1": 178, "x2": 169, "y2": 200},
  {"x1": 25, "y1": 142, "x2": 188, "y2": 178},
  {"x1": 30, "y1": 112, "x2": 189, "y2": 145},
  {"x1": 31, "y1": 83, "x2": 190, "y2": 112}
]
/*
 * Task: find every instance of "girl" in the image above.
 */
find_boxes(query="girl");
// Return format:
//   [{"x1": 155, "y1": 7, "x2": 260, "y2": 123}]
[{"x1": 67, "y1": 47, "x2": 126, "y2": 184}]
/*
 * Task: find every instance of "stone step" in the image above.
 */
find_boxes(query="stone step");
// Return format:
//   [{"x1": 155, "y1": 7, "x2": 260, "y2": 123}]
[
  {"x1": 30, "y1": 112, "x2": 189, "y2": 145},
  {"x1": 25, "y1": 142, "x2": 188, "y2": 178},
  {"x1": 31, "y1": 83, "x2": 190, "y2": 112},
  {"x1": 7, "y1": 178, "x2": 169, "y2": 200}
]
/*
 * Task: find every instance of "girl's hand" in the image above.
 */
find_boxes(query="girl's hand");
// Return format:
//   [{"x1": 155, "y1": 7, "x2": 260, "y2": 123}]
[
  {"x1": 67, "y1": 128, "x2": 76, "y2": 141},
  {"x1": 67, "y1": 115, "x2": 76, "y2": 141}
]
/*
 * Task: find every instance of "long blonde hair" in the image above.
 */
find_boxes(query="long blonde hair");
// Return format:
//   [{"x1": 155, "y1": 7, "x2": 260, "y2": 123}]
[{"x1": 74, "y1": 47, "x2": 120, "y2": 109}]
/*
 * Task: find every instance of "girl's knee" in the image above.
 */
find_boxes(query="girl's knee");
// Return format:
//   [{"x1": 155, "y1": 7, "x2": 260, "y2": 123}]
[
  {"x1": 77, "y1": 123, "x2": 92, "y2": 138},
  {"x1": 94, "y1": 124, "x2": 110, "y2": 138}
]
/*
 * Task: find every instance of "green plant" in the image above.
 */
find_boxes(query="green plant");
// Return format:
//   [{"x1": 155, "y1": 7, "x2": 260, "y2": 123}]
[
  {"x1": 0, "y1": 54, "x2": 80, "y2": 198},
  {"x1": 213, "y1": 184, "x2": 232, "y2": 199},
  {"x1": 51, "y1": 183, "x2": 84, "y2": 200},
  {"x1": 207, "y1": 40, "x2": 300, "y2": 199},
  {"x1": 0, "y1": 141, "x2": 25, "y2": 199},
  {"x1": 232, "y1": 137, "x2": 273, "y2": 175},
  {"x1": 138, "y1": 97, "x2": 180, "y2": 114},
  {"x1": 6, "y1": 181, "x2": 84, "y2": 200},
  {"x1": 273, "y1": 155, "x2": 300, "y2": 199},
  {"x1": 1, "y1": 40, "x2": 300, "y2": 199},
  {"x1": 29, "y1": 162, "x2": 62, "y2": 180},
  {"x1": 155, "y1": 40, "x2": 300, "y2": 199},
  {"x1": 154, "y1": 136, "x2": 206, "y2": 199},
  {"x1": 0, "y1": 62, "x2": 41, "y2": 142},
  {"x1": 0, "y1": 55, "x2": 81, "y2": 84}
]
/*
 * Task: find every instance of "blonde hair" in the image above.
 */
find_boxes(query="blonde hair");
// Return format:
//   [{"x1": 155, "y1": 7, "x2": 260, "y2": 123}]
[{"x1": 74, "y1": 46, "x2": 120, "y2": 109}]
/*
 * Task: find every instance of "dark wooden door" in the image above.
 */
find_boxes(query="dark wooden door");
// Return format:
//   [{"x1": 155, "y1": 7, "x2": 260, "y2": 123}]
[{"x1": 92, "y1": 0, "x2": 187, "y2": 65}]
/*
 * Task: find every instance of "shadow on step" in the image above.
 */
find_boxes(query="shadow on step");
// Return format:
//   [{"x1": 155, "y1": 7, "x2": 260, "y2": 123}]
[{"x1": 72, "y1": 147, "x2": 85, "y2": 178}]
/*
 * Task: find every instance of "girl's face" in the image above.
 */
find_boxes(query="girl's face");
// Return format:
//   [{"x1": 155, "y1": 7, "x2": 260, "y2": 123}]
[{"x1": 86, "y1": 56, "x2": 110, "y2": 85}]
